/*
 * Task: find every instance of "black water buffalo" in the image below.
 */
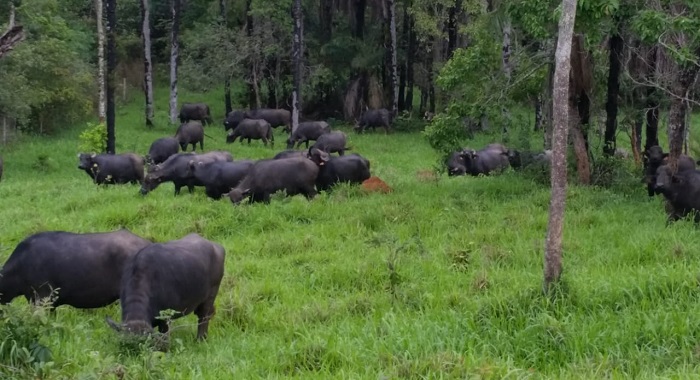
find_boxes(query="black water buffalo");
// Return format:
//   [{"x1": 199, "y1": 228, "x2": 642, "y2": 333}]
[
  {"x1": 287, "y1": 121, "x2": 331, "y2": 149},
  {"x1": 643, "y1": 145, "x2": 695, "y2": 196},
  {"x1": 0, "y1": 229, "x2": 151, "y2": 308},
  {"x1": 190, "y1": 160, "x2": 254, "y2": 199},
  {"x1": 354, "y1": 108, "x2": 392, "y2": 134},
  {"x1": 227, "y1": 157, "x2": 319, "y2": 204},
  {"x1": 507, "y1": 149, "x2": 552, "y2": 170},
  {"x1": 78, "y1": 153, "x2": 145, "y2": 185},
  {"x1": 179, "y1": 103, "x2": 213, "y2": 125},
  {"x1": 273, "y1": 150, "x2": 309, "y2": 160},
  {"x1": 223, "y1": 110, "x2": 246, "y2": 131},
  {"x1": 146, "y1": 137, "x2": 180, "y2": 165},
  {"x1": 245, "y1": 108, "x2": 291, "y2": 132},
  {"x1": 446, "y1": 151, "x2": 467, "y2": 176},
  {"x1": 309, "y1": 131, "x2": 350, "y2": 156},
  {"x1": 175, "y1": 121, "x2": 205, "y2": 152},
  {"x1": 226, "y1": 119, "x2": 274, "y2": 147},
  {"x1": 141, "y1": 151, "x2": 233, "y2": 195},
  {"x1": 461, "y1": 143, "x2": 510, "y2": 176},
  {"x1": 107, "y1": 233, "x2": 225, "y2": 340},
  {"x1": 308, "y1": 149, "x2": 370, "y2": 191},
  {"x1": 654, "y1": 164, "x2": 700, "y2": 223}
]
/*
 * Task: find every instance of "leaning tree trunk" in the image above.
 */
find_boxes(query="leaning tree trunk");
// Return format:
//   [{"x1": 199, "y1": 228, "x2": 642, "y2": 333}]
[
  {"x1": 105, "y1": 0, "x2": 117, "y2": 153},
  {"x1": 96, "y1": 0, "x2": 106, "y2": 123},
  {"x1": 291, "y1": 0, "x2": 302, "y2": 133},
  {"x1": 388, "y1": 0, "x2": 398, "y2": 117},
  {"x1": 169, "y1": 0, "x2": 180, "y2": 124},
  {"x1": 405, "y1": 11, "x2": 416, "y2": 112},
  {"x1": 141, "y1": 0, "x2": 154, "y2": 127},
  {"x1": 603, "y1": 27, "x2": 623, "y2": 156},
  {"x1": 544, "y1": 0, "x2": 577, "y2": 293}
]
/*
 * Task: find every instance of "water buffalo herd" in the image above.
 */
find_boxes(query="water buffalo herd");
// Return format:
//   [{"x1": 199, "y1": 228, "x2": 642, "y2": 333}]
[{"x1": 2, "y1": 101, "x2": 698, "y2": 344}]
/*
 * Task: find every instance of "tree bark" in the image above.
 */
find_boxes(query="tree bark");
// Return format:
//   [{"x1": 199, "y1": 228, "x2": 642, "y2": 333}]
[
  {"x1": 0, "y1": 4, "x2": 24, "y2": 60},
  {"x1": 426, "y1": 36, "x2": 435, "y2": 114},
  {"x1": 398, "y1": 1, "x2": 408, "y2": 111},
  {"x1": 96, "y1": 0, "x2": 106, "y2": 123},
  {"x1": 169, "y1": 0, "x2": 180, "y2": 124},
  {"x1": 543, "y1": 41, "x2": 555, "y2": 149},
  {"x1": 502, "y1": 16, "x2": 512, "y2": 82},
  {"x1": 245, "y1": 0, "x2": 256, "y2": 109},
  {"x1": 667, "y1": 56, "x2": 700, "y2": 172},
  {"x1": 603, "y1": 29, "x2": 623, "y2": 156},
  {"x1": 388, "y1": 0, "x2": 398, "y2": 117},
  {"x1": 445, "y1": 0, "x2": 461, "y2": 59},
  {"x1": 141, "y1": 0, "x2": 154, "y2": 127},
  {"x1": 405, "y1": 11, "x2": 415, "y2": 112},
  {"x1": 266, "y1": 58, "x2": 278, "y2": 109},
  {"x1": 354, "y1": 0, "x2": 366, "y2": 39},
  {"x1": 644, "y1": 46, "x2": 659, "y2": 152},
  {"x1": 105, "y1": 0, "x2": 117, "y2": 153},
  {"x1": 544, "y1": 0, "x2": 577, "y2": 293},
  {"x1": 291, "y1": 0, "x2": 302, "y2": 133},
  {"x1": 220, "y1": 0, "x2": 232, "y2": 115},
  {"x1": 570, "y1": 34, "x2": 592, "y2": 184},
  {"x1": 319, "y1": 0, "x2": 333, "y2": 44}
]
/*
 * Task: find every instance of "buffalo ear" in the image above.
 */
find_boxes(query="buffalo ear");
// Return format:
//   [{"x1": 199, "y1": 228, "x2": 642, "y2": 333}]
[{"x1": 106, "y1": 316, "x2": 122, "y2": 332}]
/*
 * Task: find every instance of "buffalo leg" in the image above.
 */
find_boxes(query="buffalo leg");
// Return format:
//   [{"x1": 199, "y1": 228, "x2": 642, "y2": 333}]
[
  {"x1": 154, "y1": 319, "x2": 169, "y2": 334},
  {"x1": 194, "y1": 300, "x2": 216, "y2": 340},
  {"x1": 200, "y1": 140, "x2": 204, "y2": 150},
  {"x1": 303, "y1": 188, "x2": 317, "y2": 200}
]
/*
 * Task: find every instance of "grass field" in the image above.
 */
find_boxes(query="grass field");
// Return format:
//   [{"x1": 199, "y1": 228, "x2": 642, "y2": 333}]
[{"x1": 2, "y1": 89, "x2": 700, "y2": 379}]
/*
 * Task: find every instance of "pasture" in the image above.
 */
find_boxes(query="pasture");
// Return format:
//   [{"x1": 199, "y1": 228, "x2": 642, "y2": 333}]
[{"x1": 1, "y1": 92, "x2": 700, "y2": 379}]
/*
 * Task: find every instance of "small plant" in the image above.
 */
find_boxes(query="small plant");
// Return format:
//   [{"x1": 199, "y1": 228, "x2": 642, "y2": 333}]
[{"x1": 79, "y1": 121, "x2": 107, "y2": 153}]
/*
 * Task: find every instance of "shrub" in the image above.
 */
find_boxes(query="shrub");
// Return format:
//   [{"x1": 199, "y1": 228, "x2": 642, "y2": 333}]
[{"x1": 78, "y1": 121, "x2": 107, "y2": 153}]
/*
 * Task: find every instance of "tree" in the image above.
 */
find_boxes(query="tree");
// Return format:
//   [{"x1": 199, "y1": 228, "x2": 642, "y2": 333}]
[
  {"x1": 95, "y1": 0, "x2": 105, "y2": 122},
  {"x1": 169, "y1": 0, "x2": 180, "y2": 124},
  {"x1": 544, "y1": 0, "x2": 577, "y2": 292},
  {"x1": 291, "y1": 0, "x2": 302, "y2": 133},
  {"x1": 141, "y1": 0, "x2": 154, "y2": 127},
  {"x1": 105, "y1": 0, "x2": 116, "y2": 153},
  {"x1": 0, "y1": 3, "x2": 23, "y2": 60},
  {"x1": 220, "y1": 0, "x2": 231, "y2": 115},
  {"x1": 388, "y1": 0, "x2": 398, "y2": 116},
  {"x1": 603, "y1": 20, "x2": 623, "y2": 156}
]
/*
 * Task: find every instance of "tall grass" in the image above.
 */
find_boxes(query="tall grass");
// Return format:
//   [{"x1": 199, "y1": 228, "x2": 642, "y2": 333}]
[{"x1": 1, "y1": 89, "x2": 700, "y2": 378}]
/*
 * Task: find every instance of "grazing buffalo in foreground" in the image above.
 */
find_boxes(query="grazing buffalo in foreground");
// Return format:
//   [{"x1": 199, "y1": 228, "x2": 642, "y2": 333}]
[
  {"x1": 654, "y1": 164, "x2": 700, "y2": 223},
  {"x1": 309, "y1": 131, "x2": 350, "y2": 156},
  {"x1": 227, "y1": 157, "x2": 319, "y2": 204},
  {"x1": 107, "y1": 233, "x2": 225, "y2": 340},
  {"x1": 141, "y1": 151, "x2": 233, "y2": 196},
  {"x1": 179, "y1": 103, "x2": 213, "y2": 125},
  {"x1": 226, "y1": 119, "x2": 274, "y2": 147},
  {"x1": 0, "y1": 229, "x2": 151, "y2": 308},
  {"x1": 245, "y1": 108, "x2": 291, "y2": 132},
  {"x1": 190, "y1": 160, "x2": 254, "y2": 199},
  {"x1": 461, "y1": 143, "x2": 510, "y2": 176},
  {"x1": 354, "y1": 108, "x2": 392, "y2": 134},
  {"x1": 308, "y1": 149, "x2": 371, "y2": 191},
  {"x1": 78, "y1": 153, "x2": 145, "y2": 185},
  {"x1": 643, "y1": 145, "x2": 695, "y2": 197},
  {"x1": 286, "y1": 121, "x2": 330, "y2": 149},
  {"x1": 175, "y1": 121, "x2": 205, "y2": 152},
  {"x1": 146, "y1": 137, "x2": 180, "y2": 165}
]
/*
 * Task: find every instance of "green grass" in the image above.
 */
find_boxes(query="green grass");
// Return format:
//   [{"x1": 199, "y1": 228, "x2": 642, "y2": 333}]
[{"x1": 2, "y1": 89, "x2": 700, "y2": 379}]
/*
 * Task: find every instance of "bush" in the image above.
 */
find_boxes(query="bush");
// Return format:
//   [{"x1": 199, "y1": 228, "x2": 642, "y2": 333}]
[{"x1": 78, "y1": 121, "x2": 107, "y2": 153}]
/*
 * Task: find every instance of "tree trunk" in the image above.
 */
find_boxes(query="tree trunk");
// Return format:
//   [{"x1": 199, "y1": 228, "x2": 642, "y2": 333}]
[
  {"x1": 501, "y1": 16, "x2": 512, "y2": 82},
  {"x1": 534, "y1": 95, "x2": 543, "y2": 131},
  {"x1": 266, "y1": 59, "x2": 278, "y2": 109},
  {"x1": 140, "y1": 0, "x2": 154, "y2": 127},
  {"x1": 543, "y1": 42, "x2": 555, "y2": 149},
  {"x1": 397, "y1": 1, "x2": 408, "y2": 111},
  {"x1": 319, "y1": 0, "x2": 332, "y2": 44},
  {"x1": 426, "y1": 36, "x2": 435, "y2": 114},
  {"x1": 96, "y1": 0, "x2": 106, "y2": 123},
  {"x1": 169, "y1": 0, "x2": 180, "y2": 124},
  {"x1": 291, "y1": 0, "x2": 302, "y2": 133},
  {"x1": 644, "y1": 46, "x2": 659, "y2": 152},
  {"x1": 0, "y1": 4, "x2": 24, "y2": 60},
  {"x1": 220, "y1": 0, "x2": 232, "y2": 115},
  {"x1": 388, "y1": 0, "x2": 398, "y2": 117},
  {"x1": 603, "y1": 30, "x2": 623, "y2": 156},
  {"x1": 405, "y1": 12, "x2": 415, "y2": 112},
  {"x1": 355, "y1": 0, "x2": 366, "y2": 39},
  {"x1": 570, "y1": 34, "x2": 592, "y2": 184},
  {"x1": 544, "y1": 0, "x2": 577, "y2": 293},
  {"x1": 105, "y1": 0, "x2": 117, "y2": 153},
  {"x1": 245, "y1": 0, "x2": 256, "y2": 109},
  {"x1": 667, "y1": 57, "x2": 700, "y2": 172},
  {"x1": 445, "y1": 0, "x2": 461, "y2": 59}
]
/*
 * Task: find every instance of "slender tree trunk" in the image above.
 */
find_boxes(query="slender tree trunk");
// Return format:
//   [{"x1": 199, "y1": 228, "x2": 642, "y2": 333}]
[
  {"x1": 245, "y1": 0, "x2": 256, "y2": 109},
  {"x1": 644, "y1": 46, "x2": 659, "y2": 152},
  {"x1": 220, "y1": 0, "x2": 232, "y2": 115},
  {"x1": 544, "y1": 0, "x2": 577, "y2": 293},
  {"x1": 501, "y1": 16, "x2": 512, "y2": 82},
  {"x1": 319, "y1": 0, "x2": 332, "y2": 44},
  {"x1": 398, "y1": 1, "x2": 408, "y2": 111},
  {"x1": 355, "y1": 0, "x2": 366, "y2": 39},
  {"x1": 96, "y1": 0, "x2": 106, "y2": 122},
  {"x1": 291, "y1": 0, "x2": 302, "y2": 133},
  {"x1": 426, "y1": 36, "x2": 435, "y2": 114},
  {"x1": 266, "y1": 57, "x2": 278, "y2": 108},
  {"x1": 603, "y1": 29, "x2": 623, "y2": 156},
  {"x1": 405, "y1": 12, "x2": 415, "y2": 112},
  {"x1": 105, "y1": 0, "x2": 117, "y2": 153},
  {"x1": 169, "y1": 0, "x2": 180, "y2": 124},
  {"x1": 543, "y1": 41, "x2": 555, "y2": 149},
  {"x1": 445, "y1": 0, "x2": 461, "y2": 59},
  {"x1": 667, "y1": 59, "x2": 700, "y2": 171},
  {"x1": 141, "y1": 0, "x2": 154, "y2": 127},
  {"x1": 534, "y1": 95, "x2": 543, "y2": 131},
  {"x1": 388, "y1": 0, "x2": 398, "y2": 117}
]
